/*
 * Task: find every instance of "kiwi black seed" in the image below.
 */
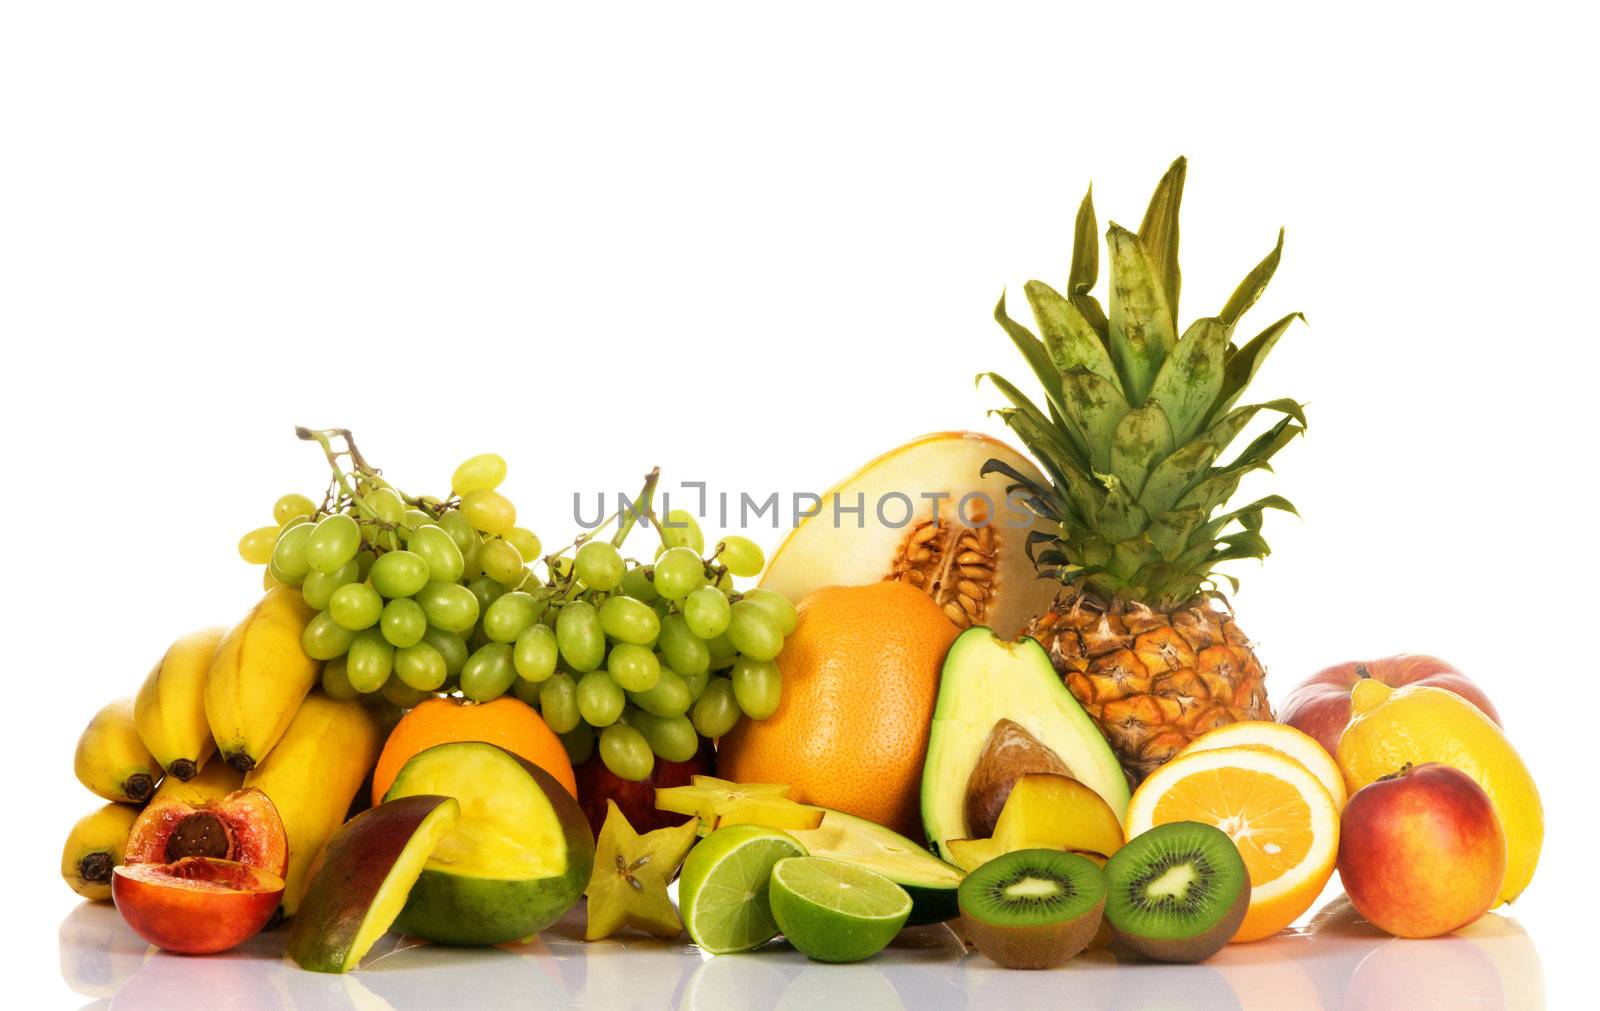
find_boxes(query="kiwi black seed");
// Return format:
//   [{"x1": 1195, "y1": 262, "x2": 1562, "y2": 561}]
[
  {"x1": 1103, "y1": 821, "x2": 1250, "y2": 963},
  {"x1": 956, "y1": 848, "x2": 1106, "y2": 970}
]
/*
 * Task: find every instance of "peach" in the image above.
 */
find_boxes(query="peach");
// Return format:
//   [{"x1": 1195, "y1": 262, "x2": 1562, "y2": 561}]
[
  {"x1": 1337, "y1": 762, "x2": 1505, "y2": 938},
  {"x1": 112, "y1": 857, "x2": 284, "y2": 954},
  {"x1": 123, "y1": 788, "x2": 288, "y2": 880}
]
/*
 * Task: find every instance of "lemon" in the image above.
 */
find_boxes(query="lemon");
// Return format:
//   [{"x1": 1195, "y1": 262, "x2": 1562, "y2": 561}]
[{"x1": 1337, "y1": 681, "x2": 1542, "y2": 904}]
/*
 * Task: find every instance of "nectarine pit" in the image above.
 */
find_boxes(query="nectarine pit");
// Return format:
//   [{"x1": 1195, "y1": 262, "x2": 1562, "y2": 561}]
[{"x1": 165, "y1": 812, "x2": 233, "y2": 862}]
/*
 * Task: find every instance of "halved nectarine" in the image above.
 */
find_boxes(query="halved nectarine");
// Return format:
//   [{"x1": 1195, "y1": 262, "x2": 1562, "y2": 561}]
[
  {"x1": 112, "y1": 857, "x2": 284, "y2": 954},
  {"x1": 123, "y1": 788, "x2": 287, "y2": 879}
]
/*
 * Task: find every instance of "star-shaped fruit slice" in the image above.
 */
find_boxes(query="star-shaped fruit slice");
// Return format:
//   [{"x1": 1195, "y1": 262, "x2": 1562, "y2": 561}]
[
  {"x1": 584, "y1": 799, "x2": 700, "y2": 941},
  {"x1": 654, "y1": 775, "x2": 824, "y2": 835}
]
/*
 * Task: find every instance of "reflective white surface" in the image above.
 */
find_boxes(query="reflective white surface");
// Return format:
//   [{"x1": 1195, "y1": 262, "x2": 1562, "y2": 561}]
[{"x1": 59, "y1": 883, "x2": 1544, "y2": 1010}]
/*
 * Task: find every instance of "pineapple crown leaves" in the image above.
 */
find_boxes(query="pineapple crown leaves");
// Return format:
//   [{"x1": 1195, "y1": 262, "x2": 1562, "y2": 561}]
[{"x1": 980, "y1": 156, "x2": 1306, "y2": 608}]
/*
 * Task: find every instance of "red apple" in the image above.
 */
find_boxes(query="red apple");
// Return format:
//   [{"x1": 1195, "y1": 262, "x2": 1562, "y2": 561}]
[
  {"x1": 573, "y1": 738, "x2": 713, "y2": 835},
  {"x1": 1279, "y1": 655, "x2": 1501, "y2": 757},
  {"x1": 113, "y1": 857, "x2": 284, "y2": 954},
  {"x1": 1337, "y1": 762, "x2": 1506, "y2": 939}
]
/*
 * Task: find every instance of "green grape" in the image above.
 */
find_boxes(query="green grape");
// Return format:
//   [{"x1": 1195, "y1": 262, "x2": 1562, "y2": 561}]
[
  {"x1": 599, "y1": 722, "x2": 654, "y2": 781},
  {"x1": 423, "y1": 626, "x2": 469, "y2": 677},
  {"x1": 302, "y1": 610, "x2": 358, "y2": 661},
  {"x1": 414, "y1": 580, "x2": 480, "y2": 633},
  {"x1": 513, "y1": 624, "x2": 558, "y2": 683},
  {"x1": 630, "y1": 710, "x2": 700, "y2": 763},
  {"x1": 538, "y1": 672, "x2": 581, "y2": 733},
  {"x1": 606, "y1": 643, "x2": 660, "y2": 693},
  {"x1": 399, "y1": 509, "x2": 432, "y2": 539},
  {"x1": 305, "y1": 513, "x2": 361, "y2": 574},
  {"x1": 715, "y1": 570, "x2": 735, "y2": 593},
  {"x1": 660, "y1": 509, "x2": 705, "y2": 553},
  {"x1": 465, "y1": 573, "x2": 507, "y2": 616},
  {"x1": 706, "y1": 631, "x2": 738, "y2": 669},
  {"x1": 321, "y1": 656, "x2": 359, "y2": 701},
  {"x1": 380, "y1": 597, "x2": 427, "y2": 648},
  {"x1": 619, "y1": 565, "x2": 659, "y2": 603},
  {"x1": 684, "y1": 585, "x2": 732, "y2": 639},
  {"x1": 484, "y1": 591, "x2": 540, "y2": 643},
  {"x1": 437, "y1": 509, "x2": 477, "y2": 553},
  {"x1": 238, "y1": 525, "x2": 279, "y2": 565},
  {"x1": 329, "y1": 582, "x2": 383, "y2": 631},
  {"x1": 741, "y1": 587, "x2": 798, "y2": 636},
  {"x1": 362, "y1": 487, "x2": 406, "y2": 524},
  {"x1": 658, "y1": 614, "x2": 710, "y2": 677},
  {"x1": 382, "y1": 677, "x2": 430, "y2": 709},
  {"x1": 651, "y1": 546, "x2": 705, "y2": 601},
  {"x1": 408, "y1": 525, "x2": 465, "y2": 583},
  {"x1": 597, "y1": 595, "x2": 660, "y2": 646},
  {"x1": 461, "y1": 489, "x2": 516, "y2": 535},
  {"x1": 460, "y1": 535, "x2": 483, "y2": 580},
  {"x1": 451, "y1": 452, "x2": 507, "y2": 496},
  {"x1": 573, "y1": 540, "x2": 624, "y2": 591},
  {"x1": 395, "y1": 641, "x2": 448, "y2": 691},
  {"x1": 680, "y1": 667, "x2": 709, "y2": 702},
  {"x1": 269, "y1": 522, "x2": 313, "y2": 585},
  {"x1": 555, "y1": 600, "x2": 605, "y2": 672},
  {"x1": 461, "y1": 642, "x2": 516, "y2": 702},
  {"x1": 347, "y1": 628, "x2": 394, "y2": 693},
  {"x1": 354, "y1": 549, "x2": 377, "y2": 580},
  {"x1": 727, "y1": 601, "x2": 783, "y2": 661},
  {"x1": 369, "y1": 550, "x2": 430, "y2": 598},
  {"x1": 716, "y1": 535, "x2": 766, "y2": 578},
  {"x1": 730, "y1": 656, "x2": 782, "y2": 718},
  {"x1": 273, "y1": 493, "x2": 316, "y2": 526},
  {"x1": 576, "y1": 670, "x2": 625, "y2": 726},
  {"x1": 479, "y1": 537, "x2": 525, "y2": 585},
  {"x1": 505, "y1": 527, "x2": 542, "y2": 564},
  {"x1": 560, "y1": 723, "x2": 595, "y2": 766},
  {"x1": 301, "y1": 558, "x2": 359, "y2": 610},
  {"x1": 263, "y1": 569, "x2": 280, "y2": 591},
  {"x1": 512, "y1": 674, "x2": 542, "y2": 705},
  {"x1": 692, "y1": 678, "x2": 742, "y2": 738},
  {"x1": 630, "y1": 669, "x2": 691, "y2": 718}
]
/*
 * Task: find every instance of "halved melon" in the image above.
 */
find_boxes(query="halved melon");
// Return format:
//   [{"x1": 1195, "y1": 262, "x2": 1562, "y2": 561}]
[{"x1": 760, "y1": 432, "x2": 1059, "y2": 638}]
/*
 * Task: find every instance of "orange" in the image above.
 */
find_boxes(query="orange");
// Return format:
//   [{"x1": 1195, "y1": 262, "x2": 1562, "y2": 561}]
[
  {"x1": 1124, "y1": 744, "x2": 1339, "y2": 943},
  {"x1": 718, "y1": 582, "x2": 959, "y2": 838},
  {"x1": 371, "y1": 697, "x2": 575, "y2": 806}
]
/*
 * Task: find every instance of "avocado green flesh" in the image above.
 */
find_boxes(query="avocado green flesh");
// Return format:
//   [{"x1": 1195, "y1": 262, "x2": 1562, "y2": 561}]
[
  {"x1": 786, "y1": 809, "x2": 964, "y2": 925},
  {"x1": 920, "y1": 628, "x2": 1130, "y2": 864}
]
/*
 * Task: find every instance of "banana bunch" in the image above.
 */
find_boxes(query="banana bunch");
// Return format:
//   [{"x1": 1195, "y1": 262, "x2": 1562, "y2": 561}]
[
  {"x1": 243, "y1": 692, "x2": 382, "y2": 915},
  {"x1": 133, "y1": 626, "x2": 225, "y2": 781},
  {"x1": 205, "y1": 586, "x2": 321, "y2": 773},
  {"x1": 74, "y1": 700, "x2": 162, "y2": 804},
  {"x1": 60, "y1": 804, "x2": 141, "y2": 901}
]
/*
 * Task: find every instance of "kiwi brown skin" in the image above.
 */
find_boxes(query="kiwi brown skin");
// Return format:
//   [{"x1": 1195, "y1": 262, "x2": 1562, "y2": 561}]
[
  {"x1": 960, "y1": 896, "x2": 1105, "y2": 969},
  {"x1": 1110, "y1": 877, "x2": 1250, "y2": 964}
]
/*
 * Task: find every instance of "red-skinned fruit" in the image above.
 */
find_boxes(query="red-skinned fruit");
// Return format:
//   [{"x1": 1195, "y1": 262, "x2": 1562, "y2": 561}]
[
  {"x1": 1337, "y1": 762, "x2": 1506, "y2": 938},
  {"x1": 123, "y1": 788, "x2": 288, "y2": 879},
  {"x1": 113, "y1": 857, "x2": 284, "y2": 954},
  {"x1": 574, "y1": 739, "x2": 712, "y2": 836},
  {"x1": 1279, "y1": 655, "x2": 1501, "y2": 757}
]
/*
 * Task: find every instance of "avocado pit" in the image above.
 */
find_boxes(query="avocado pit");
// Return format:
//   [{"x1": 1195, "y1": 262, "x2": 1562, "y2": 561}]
[{"x1": 964, "y1": 718, "x2": 1075, "y2": 838}]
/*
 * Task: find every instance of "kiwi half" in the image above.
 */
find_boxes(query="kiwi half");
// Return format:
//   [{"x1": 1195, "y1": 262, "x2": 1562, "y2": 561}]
[
  {"x1": 1103, "y1": 821, "x2": 1250, "y2": 963},
  {"x1": 956, "y1": 848, "x2": 1106, "y2": 970}
]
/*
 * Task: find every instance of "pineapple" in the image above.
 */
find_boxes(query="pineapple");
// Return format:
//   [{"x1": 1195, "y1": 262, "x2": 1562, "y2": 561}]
[{"x1": 983, "y1": 157, "x2": 1304, "y2": 780}]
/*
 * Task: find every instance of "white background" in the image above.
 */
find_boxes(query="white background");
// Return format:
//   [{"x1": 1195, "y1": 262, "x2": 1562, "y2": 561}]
[{"x1": 2, "y1": 2, "x2": 1592, "y2": 1007}]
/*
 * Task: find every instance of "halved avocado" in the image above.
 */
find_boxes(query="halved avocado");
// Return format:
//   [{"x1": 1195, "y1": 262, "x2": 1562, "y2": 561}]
[
  {"x1": 384, "y1": 742, "x2": 595, "y2": 945},
  {"x1": 921, "y1": 628, "x2": 1129, "y2": 864},
  {"x1": 287, "y1": 795, "x2": 461, "y2": 973},
  {"x1": 786, "y1": 808, "x2": 964, "y2": 925}
]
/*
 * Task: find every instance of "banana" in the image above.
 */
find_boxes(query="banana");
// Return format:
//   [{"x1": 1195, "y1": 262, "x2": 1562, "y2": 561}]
[
  {"x1": 204, "y1": 585, "x2": 320, "y2": 773},
  {"x1": 150, "y1": 756, "x2": 243, "y2": 807},
  {"x1": 133, "y1": 626, "x2": 226, "y2": 780},
  {"x1": 61, "y1": 803, "x2": 141, "y2": 901},
  {"x1": 75, "y1": 699, "x2": 163, "y2": 803},
  {"x1": 243, "y1": 691, "x2": 381, "y2": 915}
]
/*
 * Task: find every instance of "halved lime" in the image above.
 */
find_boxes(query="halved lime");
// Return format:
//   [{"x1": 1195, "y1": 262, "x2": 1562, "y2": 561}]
[
  {"x1": 678, "y1": 824, "x2": 807, "y2": 954},
  {"x1": 769, "y1": 856, "x2": 912, "y2": 963}
]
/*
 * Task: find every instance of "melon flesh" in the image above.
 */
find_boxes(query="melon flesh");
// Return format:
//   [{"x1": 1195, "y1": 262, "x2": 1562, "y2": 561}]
[{"x1": 760, "y1": 432, "x2": 1059, "y2": 638}]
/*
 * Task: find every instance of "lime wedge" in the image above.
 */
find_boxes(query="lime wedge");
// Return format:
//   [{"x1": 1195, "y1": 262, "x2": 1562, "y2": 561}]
[
  {"x1": 769, "y1": 856, "x2": 912, "y2": 962},
  {"x1": 679, "y1": 825, "x2": 806, "y2": 954}
]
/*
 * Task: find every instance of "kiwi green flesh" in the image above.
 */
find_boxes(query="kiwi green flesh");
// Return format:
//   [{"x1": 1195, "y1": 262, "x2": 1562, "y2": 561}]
[
  {"x1": 1104, "y1": 821, "x2": 1250, "y2": 963},
  {"x1": 957, "y1": 849, "x2": 1107, "y2": 969}
]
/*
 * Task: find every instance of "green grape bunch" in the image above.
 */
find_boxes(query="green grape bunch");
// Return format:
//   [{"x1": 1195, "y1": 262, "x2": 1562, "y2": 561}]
[{"x1": 236, "y1": 427, "x2": 794, "y2": 783}]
